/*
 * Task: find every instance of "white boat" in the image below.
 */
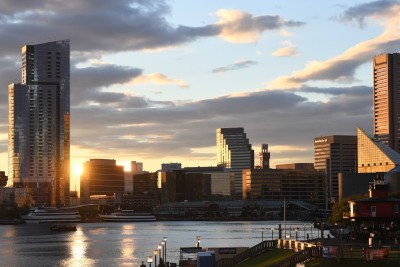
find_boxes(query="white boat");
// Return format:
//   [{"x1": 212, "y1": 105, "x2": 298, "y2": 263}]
[
  {"x1": 22, "y1": 207, "x2": 82, "y2": 224},
  {"x1": 99, "y1": 210, "x2": 156, "y2": 222}
]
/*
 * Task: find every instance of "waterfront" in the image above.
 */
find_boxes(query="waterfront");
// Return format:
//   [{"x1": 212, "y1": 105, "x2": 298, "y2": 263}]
[{"x1": 0, "y1": 221, "x2": 320, "y2": 267}]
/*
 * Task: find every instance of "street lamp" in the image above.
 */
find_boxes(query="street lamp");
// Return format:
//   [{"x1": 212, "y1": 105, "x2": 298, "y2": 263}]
[
  {"x1": 261, "y1": 227, "x2": 264, "y2": 242},
  {"x1": 161, "y1": 241, "x2": 165, "y2": 262},
  {"x1": 163, "y1": 237, "x2": 167, "y2": 263},
  {"x1": 158, "y1": 244, "x2": 162, "y2": 262},
  {"x1": 271, "y1": 228, "x2": 274, "y2": 241},
  {"x1": 153, "y1": 249, "x2": 158, "y2": 267},
  {"x1": 147, "y1": 256, "x2": 153, "y2": 267},
  {"x1": 196, "y1": 235, "x2": 201, "y2": 247}
]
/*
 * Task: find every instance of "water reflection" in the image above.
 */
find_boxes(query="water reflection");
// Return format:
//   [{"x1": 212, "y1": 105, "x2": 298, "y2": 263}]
[{"x1": 61, "y1": 227, "x2": 95, "y2": 267}]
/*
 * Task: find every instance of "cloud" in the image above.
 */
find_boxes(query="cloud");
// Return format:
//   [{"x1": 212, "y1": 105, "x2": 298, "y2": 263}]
[
  {"x1": 272, "y1": 41, "x2": 299, "y2": 57},
  {"x1": 68, "y1": 85, "x2": 371, "y2": 158},
  {"x1": 268, "y1": 1, "x2": 400, "y2": 89},
  {"x1": 71, "y1": 64, "x2": 143, "y2": 105},
  {"x1": 212, "y1": 60, "x2": 258, "y2": 73},
  {"x1": 134, "y1": 73, "x2": 189, "y2": 88},
  {"x1": 0, "y1": 1, "x2": 305, "y2": 59},
  {"x1": 340, "y1": 0, "x2": 398, "y2": 27},
  {"x1": 214, "y1": 9, "x2": 305, "y2": 43}
]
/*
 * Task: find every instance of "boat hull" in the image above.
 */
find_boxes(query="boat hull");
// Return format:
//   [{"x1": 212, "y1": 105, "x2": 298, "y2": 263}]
[{"x1": 99, "y1": 213, "x2": 156, "y2": 222}]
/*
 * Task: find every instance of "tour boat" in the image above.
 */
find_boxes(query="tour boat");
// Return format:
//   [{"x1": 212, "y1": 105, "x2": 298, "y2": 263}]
[
  {"x1": 22, "y1": 207, "x2": 82, "y2": 224},
  {"x1": 99, "y1": 210, "x2": 156, "y2": 222}
]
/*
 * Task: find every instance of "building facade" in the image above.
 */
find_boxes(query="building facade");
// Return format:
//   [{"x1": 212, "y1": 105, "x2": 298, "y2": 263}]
[
  {"x1": 242, "y1": 168, "x2": 325, "y2": 207},
  {"x1": 124, "y1": 161, "x2": 144, "y2": 193},
  {"x1": 9, "y1": 40, "x2": 70, "y2": 206},
  {"x1": 373, "y1": 53, "x2": 400, "y2": 152},
  {"x1": 159, "y1": 170, "x2": 211, "y2": 203},
  {"x1": 216, "y1": 128, "x2": 254, "y2": 198},
  {"x1": 314, "y1": 135, "x2": 357, "y2": 203},
  {"x1": 0, "y1": 171, "x2": 7, "y2": 187},
  {"x1": 183, "y1": 166, "x2": 234, "y2": 197},
  {"x1": 80, "y1": 159, "x2": 124, "y2": 204},
  {"x1": 259, "y1": 144, "x2": 270, "y2": 169}
]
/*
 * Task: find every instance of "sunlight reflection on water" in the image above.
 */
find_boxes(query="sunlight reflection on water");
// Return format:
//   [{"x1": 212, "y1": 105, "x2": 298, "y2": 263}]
[{"x1": 0, "y1": 221, "x2": 317, "y2": 267}]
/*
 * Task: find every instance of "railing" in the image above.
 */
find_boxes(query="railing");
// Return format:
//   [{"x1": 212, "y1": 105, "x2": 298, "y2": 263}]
[
  {"x1": 278, "y1": 247, "x2": 322, "y2": 267},
  {"x1": 215, "y1": 240, "x2": 276, "y2": 267},
  {"x1": 276, "y1": 239, "x2": 316, "y2": 252}
]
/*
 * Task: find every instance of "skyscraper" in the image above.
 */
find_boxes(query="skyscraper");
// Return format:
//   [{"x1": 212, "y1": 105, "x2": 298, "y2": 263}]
[
  {"x1": 216, "y1": 128, "x2": 254, "y2": 198},
  {"x1": 314, "y1": 135, "x2": 357, "y2": 204},
  {"x1": 373, "y1": 53, "x2": 400, "y2": 152},
  {"x1": 9, "y1": 40, "x2": 70, "y2": 206}
]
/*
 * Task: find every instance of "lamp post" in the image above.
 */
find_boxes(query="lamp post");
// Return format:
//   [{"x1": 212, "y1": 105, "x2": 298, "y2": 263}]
[
  {"x1": 161, "y1": 241, "x2": 165, "y2": 263},
  {"x1": 196, "y1": 235, "x2": 201, "y2": 247},
  {"x1": 154, "y1": 249, "x2": 158, "y2": 267},
  {"x1": 271, "y1": 228, "x2": 274, "y2": 241},
  {"x1": 163, "y1": 237, "x2": 167, "y2": 263},
  {"x1": 261, "y1": 227, "x2": 264, "y2": 242},
  {"x1": 158, "y1": 244, "x2": 162, "y2": 262},
  {"x1": 147, "y1": 256, "x2": 153, "y2": 267}
]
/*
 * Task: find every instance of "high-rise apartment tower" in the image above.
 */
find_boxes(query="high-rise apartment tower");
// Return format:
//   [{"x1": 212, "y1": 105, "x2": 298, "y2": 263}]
[
  {"x1": 216, "y1": 128, "x2": 254, "y2": 198},
  {"x1": 9, "y1": 40, "x2": 70, "y2": 206},
  {"x1": 373, "y1": 53, "x2": 400, "y2": 152}
]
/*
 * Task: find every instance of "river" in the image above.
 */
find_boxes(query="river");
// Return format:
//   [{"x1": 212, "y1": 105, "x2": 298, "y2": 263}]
[{"x1": 0, "y1": 221, "x2": 319, "y2": 267}]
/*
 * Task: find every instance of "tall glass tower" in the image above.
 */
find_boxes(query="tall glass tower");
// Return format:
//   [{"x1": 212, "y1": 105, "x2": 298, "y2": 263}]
[
  {"x1": 9, "y1": 40, "x2": 70, "y2": 207},
  {"x1": 216, "y1": 128, "x2": 254, "y2": 198},
  {"x1": 373, "y1": 53, "x2": 400, "y2": 152}
]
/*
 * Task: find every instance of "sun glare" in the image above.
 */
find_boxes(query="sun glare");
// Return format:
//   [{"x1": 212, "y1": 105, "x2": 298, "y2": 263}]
[{"x1": 73, "y1": 163, "x2": 83, "y2": 177}]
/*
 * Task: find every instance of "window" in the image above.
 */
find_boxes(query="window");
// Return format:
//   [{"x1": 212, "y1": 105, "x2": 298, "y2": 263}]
[
  {"x1": 371, "y1": 206, "x2": 376, "y2": 213},
  {"x1": 394, "y1": 204, "x2": 399, "y2": 214}
]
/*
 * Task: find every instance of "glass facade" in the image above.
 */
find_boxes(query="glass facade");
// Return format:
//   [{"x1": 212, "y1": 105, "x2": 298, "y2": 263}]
[
  {"x1": 9, "y1": 40, "x2": 70, "y2": 206},
  {"x1": 216, "y1": 128, "x2": 254, "y2": 198},
  {"x1": 314, "y1": 135, "x2": 357, "y2": 203},
  {"x1": 357, "y1": 127, "x2": 400, "y2": 173}
]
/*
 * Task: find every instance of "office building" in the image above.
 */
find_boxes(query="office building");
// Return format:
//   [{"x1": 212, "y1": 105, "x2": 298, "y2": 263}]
[
  {"x1": 242, "y1": 167, "x2": 325, "y2": 207},
  {"x1": 121, "y1": 172, "x2": 158, "y2": 211},
  {"x1": 216, "y1": 128, "x2": 254, "y2": 198},
  {"x1": 373, "y1": 53, "x2": 400, "y2": 152},
  {"x1": 161, "y1": 163, "x2": 182, "y2": 171},
  {"x1": 124, "y1": 161, "x2": 144, "y2": 193},
  {"x1": 314, "y1": 135, "x2": 357, "y2": 203},
  {"x1": 80, "y1": 159, "x2": 124, "y2": 204},
  {"x1": 0, "y1": 171, "x2": 7, "y2": 187},
  {"x1": 183, "y1": 166, "x2": 234, "y2": 197},
  {"x1": 9, "y1": 40, "x2": 70, "y2": 206},
  {"x1": 159, "y1": 170, "x2": 211, "y2": 203}
]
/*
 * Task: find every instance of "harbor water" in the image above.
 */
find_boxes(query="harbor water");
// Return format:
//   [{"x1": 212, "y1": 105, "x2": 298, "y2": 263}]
[{"x1": 0, "y1": 221, "x2": 320, "y2": 267}]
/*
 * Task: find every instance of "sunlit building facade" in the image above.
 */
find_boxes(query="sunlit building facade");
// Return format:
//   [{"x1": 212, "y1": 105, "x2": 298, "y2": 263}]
[
  {"x1": 357, "y1": 127, "x2": 400, "y2": 173},
  {"x1": 216, "y1": 128, "x2": 254, "y2": 198},
  {"x1": 8, "y1": 40, "x2": 70, "y2": 206},
  {"x1": 373, "y1": 53, "x2": 400, "y2": 152}
]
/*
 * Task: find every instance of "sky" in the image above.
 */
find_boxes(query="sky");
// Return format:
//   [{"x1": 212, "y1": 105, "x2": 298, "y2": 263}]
[{"x1": 0, "y1": 0, "x2": 400, "y2": 190}]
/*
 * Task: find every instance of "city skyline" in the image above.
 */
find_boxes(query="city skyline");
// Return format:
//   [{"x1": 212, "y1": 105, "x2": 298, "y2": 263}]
[{"x1": 0, "y1": 1, "x2": 399, "y2": 190}]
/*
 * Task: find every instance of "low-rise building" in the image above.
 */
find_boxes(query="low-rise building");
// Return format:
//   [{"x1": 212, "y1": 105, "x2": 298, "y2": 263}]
[{"x1": 242, "y1": 166, "x2": 325, "y2": 207}]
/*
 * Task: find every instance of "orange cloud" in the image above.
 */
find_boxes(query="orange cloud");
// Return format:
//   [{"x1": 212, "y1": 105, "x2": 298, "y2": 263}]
[{"x1": 134, "y1": 73, "x2": 189, "y2": 88}]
